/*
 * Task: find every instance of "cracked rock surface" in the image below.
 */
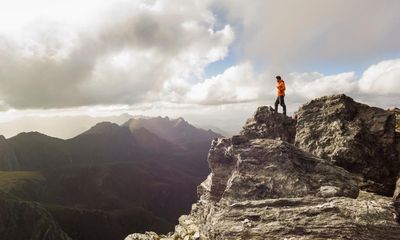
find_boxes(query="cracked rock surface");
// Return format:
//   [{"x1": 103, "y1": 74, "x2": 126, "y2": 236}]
[{"x1": 295, "y1": 95, "x2": 398, "y2": 195}]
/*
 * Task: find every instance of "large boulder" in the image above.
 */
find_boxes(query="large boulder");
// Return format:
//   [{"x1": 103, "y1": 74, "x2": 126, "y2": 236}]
[
  {"x1": 295, "y1": 94, "x2": 399, "y2": 195},
  {"x1": 207, "y1": 138, "x2": 358, "y2": 202},
  {"x1": 241, "y1": 106, "x2": 296, "y2": 143},
  {"x1": 128, "y1": 193, "x2": 400, "y2": 240}
]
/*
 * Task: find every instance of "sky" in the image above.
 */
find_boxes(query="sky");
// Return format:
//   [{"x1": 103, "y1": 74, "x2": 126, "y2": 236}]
[{"x1": 0, "y1": 0, "x2": 399, "y2": 138}]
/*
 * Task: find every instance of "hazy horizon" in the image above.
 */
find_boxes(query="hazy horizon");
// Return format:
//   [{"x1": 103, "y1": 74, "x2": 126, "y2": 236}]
[
  {"x1": 0, "y1": 92, "x2": 397, "y2": 139},
  {"x1": 0, "y1": 113, "x2": 233, "y2": 139}
]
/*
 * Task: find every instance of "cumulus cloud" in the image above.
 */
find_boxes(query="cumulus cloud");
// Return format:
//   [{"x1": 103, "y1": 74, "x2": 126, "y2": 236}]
[
  {"x1": 359, "y1": 59, "x2": 400, "y2": 95},
  {"x1": 0, "y1": 0, "x2": 233, "y2": 109},
  {"x1": 184, "y1": 58, "x2": 400, "y2": 110},
  {"x1": 214, "y1": 0, "x2": 400, "y2": 71},
  {"x1": 280, "y1": 58, "x2": 400, "y2": 108},
  {"x1": 186, "y1": 62, "x2": 263, "y2": 105},
  {"x1": 288, "y1": 72, "x2": 358, "y2": 101}
]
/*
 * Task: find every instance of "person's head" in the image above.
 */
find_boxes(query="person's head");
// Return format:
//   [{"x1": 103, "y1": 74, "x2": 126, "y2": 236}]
[{"x1": 276, "y1": 76, "x2": 281, "y2": 82}]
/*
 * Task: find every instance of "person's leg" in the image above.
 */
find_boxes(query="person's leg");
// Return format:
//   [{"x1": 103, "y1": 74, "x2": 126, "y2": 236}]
[
  {"x1": 280, "y1": 96, "x2": 287, "y2": 115},
  {"x1": 274, "y1": 97, "x2": 279, "y2": 112}
]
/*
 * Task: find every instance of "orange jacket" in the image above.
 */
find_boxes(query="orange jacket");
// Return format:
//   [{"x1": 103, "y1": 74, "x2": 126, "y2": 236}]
[{"x1": 277, "y1": 80, "x2": 286, "y2": 96}]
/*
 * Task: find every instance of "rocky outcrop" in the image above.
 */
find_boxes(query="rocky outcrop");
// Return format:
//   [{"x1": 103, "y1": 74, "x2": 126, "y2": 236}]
[
  {"x1": 0, "y1": 136, "x2": 19, "y2": 171},
  {"x1": 126, "y1": 94, "x2": 400, "y2": 240},
  {"x1": 295, "y1": 94, "x2": 398, "y2": 195},
  {"x1": 241, "y1": 106, "x2": 296, "y2": 143},
  {"x1": 126, "y1": 139, "x2": 400, "y2": 239},
  {"x1": 149, "y1": 191, "x2": 399, "y2": 240},
  {"x1": 126, "y1": 137, "x2": 400, "y2": 240},
  {"x1": 206, "y1": 138, "x2": 358, "y2": 202}
]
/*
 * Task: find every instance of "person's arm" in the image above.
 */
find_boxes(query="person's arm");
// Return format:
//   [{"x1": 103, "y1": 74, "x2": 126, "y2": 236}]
[{"x1": 278, "y1": 82, "x2": 285, "y2": 91}]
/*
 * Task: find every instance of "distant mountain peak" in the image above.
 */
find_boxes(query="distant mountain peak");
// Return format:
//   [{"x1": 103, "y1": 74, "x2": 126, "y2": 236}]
[
  {"x1": 13, "y1": 131, "x2": 62, "y2": 141},
  {"x1": 80, "y1": 121, "x2": 122, "y2": 135},
  {"x1": 92, "y1": 121, "x2": 119, "y2": 128},
  {"x1": 123, "y1": 116, "x2": 221, "y2": 146},
  {"x1": 173, "y1": 117, "x2": 189, "y2": 127}
]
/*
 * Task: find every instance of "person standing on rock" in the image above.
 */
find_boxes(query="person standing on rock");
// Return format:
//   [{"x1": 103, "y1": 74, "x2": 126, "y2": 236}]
[{"x1": 274, "y1": 76, "x2": 287, "y2": 115}]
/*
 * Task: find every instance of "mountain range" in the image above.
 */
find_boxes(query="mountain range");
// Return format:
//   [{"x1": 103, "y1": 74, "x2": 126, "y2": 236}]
[{"x1": 0, "y1": 117, "x2": 222, "y2": 240}]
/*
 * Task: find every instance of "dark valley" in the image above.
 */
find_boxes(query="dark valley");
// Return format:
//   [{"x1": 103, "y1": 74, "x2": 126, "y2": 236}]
[{"x1": 0, "y1": 117, "x2": 221, "y2": 240}]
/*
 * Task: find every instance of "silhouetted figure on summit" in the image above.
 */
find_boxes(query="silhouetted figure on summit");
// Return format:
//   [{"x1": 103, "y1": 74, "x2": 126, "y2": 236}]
[{"x1": 274, "y1": 76, "x2": 287, "y2": 115}]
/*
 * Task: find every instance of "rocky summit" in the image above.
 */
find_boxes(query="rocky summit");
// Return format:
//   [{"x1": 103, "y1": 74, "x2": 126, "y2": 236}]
[
  {"x1": 241, "y1": 106, "x2": 296, "y2": 144},
  {"x1": 295, "y1": 94, "x2": 398, "y2": 195},
  {"x1": 126, "y1": 94, "x2": 400, "y2": 240}
]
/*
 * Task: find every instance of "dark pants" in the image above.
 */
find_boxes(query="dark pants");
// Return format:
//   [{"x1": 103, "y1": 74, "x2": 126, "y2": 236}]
[{"x1": 275, "y1": 96, "x2": 286, "y2": 115}]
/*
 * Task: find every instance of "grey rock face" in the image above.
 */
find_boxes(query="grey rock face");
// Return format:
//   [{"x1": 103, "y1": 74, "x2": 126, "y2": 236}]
[
  {"x1": 163, "y1": 192, "x2": 399, "y2": 240},
  {"x1": 207, "y1": 138, "x2": 359, "y2": 202},
  {"x1": 295, "y1": 94, "x2": 398, "y2": 195},
  {"x1": 241, "y1": 106, "x2": 296, "y2": 143},
  {"x1": 0, "y1": 136, "x2": 19, "y2": 171}
]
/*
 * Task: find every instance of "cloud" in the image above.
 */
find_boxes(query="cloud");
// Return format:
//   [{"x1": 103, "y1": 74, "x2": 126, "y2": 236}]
[
  {"x1": 183, "y1": 58, "x2": 400, "y2": 109},
  {"x1": 279, "y1": 58, "x2": 400, "y2": 108},
  {"x1": 0, "y1": 0, "x2": 233, "y2": 109},
  {"x1": 358, "y1": 59, "x2": 400, "y2": 95},
  {"x1": 186, "y1": 62, "x2": 263, "y2": 105},
  {"x1": 214, "y1": 0, "x2": 400, "y2": 71},
  {"x1": 287, "y1": 72, "x2": 358, "y2": 101},
  {"x1": 1, "y1": 57, "x2": 399, "y2": 138}
]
